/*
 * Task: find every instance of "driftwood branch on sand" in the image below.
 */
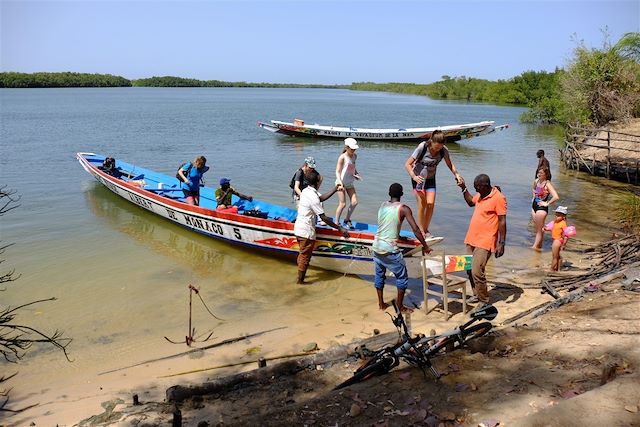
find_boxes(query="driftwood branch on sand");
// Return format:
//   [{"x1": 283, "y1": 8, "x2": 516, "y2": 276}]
[
  {"x1": 527, "y1": 234, "x2": 639, "y2": 290},
  {"x1": 166, "y1": 332, "x2": 399, "y2": 403},
  {"x1": 159, "y1": 351, "x2": 319, "y2": 378},
  {"x1": 503, "y1": 234, "x2": 640, "y2": 325},
  {"x1": 99, "y1": 327, "x2": 286, "y2": 375}
]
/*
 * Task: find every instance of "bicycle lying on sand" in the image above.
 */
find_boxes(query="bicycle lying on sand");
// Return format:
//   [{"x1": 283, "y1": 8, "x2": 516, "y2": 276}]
[{"x1": 335, "y1": 300, "x2": 498, "y2": 390}]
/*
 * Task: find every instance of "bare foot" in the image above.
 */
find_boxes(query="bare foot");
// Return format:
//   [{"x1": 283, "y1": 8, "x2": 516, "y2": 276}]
[
  {"x1": 378, "y1": 302, "x2": 390, "y2": 310},
  {"x1": 400, "y1": 306, "x2": 414, "y2": 313},
  {"x1": 530, "y1": 246, "x2": 542, "y2": 252}
]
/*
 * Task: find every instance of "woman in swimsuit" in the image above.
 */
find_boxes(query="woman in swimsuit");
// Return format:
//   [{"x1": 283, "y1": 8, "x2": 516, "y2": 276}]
[
  {"x1": 531, "y1": 167, "x2": 559, "y2": 250},
  {"x1": 335, "y1": 138, "x2": 361, "y2": 228},
  {"x1": 404, "y1": 130, "x2": 462, "y2": 237}
]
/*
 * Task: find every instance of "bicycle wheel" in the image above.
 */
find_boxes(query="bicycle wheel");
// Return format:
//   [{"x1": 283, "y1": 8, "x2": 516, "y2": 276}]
[
  {"x1": 334, "y1": 354, "x2": 396, "y2": 390},
  {"x1": 461, "y1": 322, "x2": 492, "y2": 345}
]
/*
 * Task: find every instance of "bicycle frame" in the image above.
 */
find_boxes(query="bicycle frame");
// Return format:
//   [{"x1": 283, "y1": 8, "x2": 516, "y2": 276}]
[
  {"x1": 387, "y1": 300, "x2": 438, "y2": 378},
  {"x1": 388, "y1": 301, "x2": 498, "y2": 377},
  {"x1": 417, "y1": 305, "x2": 497, "y2": 352},
  {"x1": 335, "y1": 301, "x2": 498, "y2": 389}
]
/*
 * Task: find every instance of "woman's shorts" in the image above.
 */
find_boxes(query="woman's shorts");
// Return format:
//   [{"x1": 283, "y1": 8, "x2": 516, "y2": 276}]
[
  {"x1": 411, "y1": 177, "x2": 436, "y2": 193},
  {"x1": 336, "y1": 179, "x2": 356, "y2": 190},
  {"x1": 183, "y1": 189, "x2": 200, "y2": 198}
]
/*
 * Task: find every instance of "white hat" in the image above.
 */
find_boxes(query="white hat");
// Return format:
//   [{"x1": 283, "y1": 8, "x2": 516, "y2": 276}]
[
  {"x1": 344, "y1": 137, "x2": 359, "y2": 150},
  {"x1": 555, "y1": 206, "x2": 568, "y2": 215}
]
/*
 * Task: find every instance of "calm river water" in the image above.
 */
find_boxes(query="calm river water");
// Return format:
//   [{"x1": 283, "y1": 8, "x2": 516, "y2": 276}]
[{"x1": 0, "y1": 88, "x2": 631, "y2": 420}]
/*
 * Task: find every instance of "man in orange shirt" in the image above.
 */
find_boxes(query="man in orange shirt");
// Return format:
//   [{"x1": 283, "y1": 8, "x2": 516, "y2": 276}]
[{"x1": 458, "y1": 174, "x2": 507, "y2": 308}]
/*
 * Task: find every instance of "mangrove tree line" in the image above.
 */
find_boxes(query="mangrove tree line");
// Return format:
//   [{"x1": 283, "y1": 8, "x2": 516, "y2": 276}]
[
  {"x1": 352, "y1": 32, "x2": 640, "y2": 126},
  {"x1": 2, "y1": 32, "x2": 637, "y2": 127},
  {"x1": 0, "y1": 72, "x2": 131, "y2": 88}
]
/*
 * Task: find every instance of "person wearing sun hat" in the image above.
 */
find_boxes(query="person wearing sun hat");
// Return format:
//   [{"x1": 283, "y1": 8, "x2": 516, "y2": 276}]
[
  {"x1": 335, "y1": 137, "x2": 361, "y2": 229},
  {"x1": 548, "y1": 205, "x2": 569, "y2": 271},
  {"x1": 291, "y1": 156, "x2": 321, "y2": 205}
]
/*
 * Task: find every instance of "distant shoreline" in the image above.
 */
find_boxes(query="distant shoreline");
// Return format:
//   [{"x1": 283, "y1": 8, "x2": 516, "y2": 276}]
[
  {"x1": 1, "y1": 71, "x2": 540, "y2": 111},
  {"x1": 0, "y1": 72, "x2": 348, "y2": 89}
]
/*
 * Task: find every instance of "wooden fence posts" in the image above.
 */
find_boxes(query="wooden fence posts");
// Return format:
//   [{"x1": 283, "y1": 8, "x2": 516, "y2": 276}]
[{"x1": 561, "y1": 125, "x2": 640, "y2": 184}]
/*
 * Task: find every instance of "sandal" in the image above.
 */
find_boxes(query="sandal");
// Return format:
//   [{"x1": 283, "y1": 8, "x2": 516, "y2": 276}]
[{"x1": 344, "y1": 220, "x2": 354, "y2": 229}]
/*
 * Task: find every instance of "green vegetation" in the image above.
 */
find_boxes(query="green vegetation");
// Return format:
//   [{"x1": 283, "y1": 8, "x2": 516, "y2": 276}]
[
  {"x1": 353, "y1": 71, "x2": 559, "y2": 106},
  {"x1": 617, "y1": 193, "x2": 640, "y2": 235},
  {"x1": 351, "y1": 33, "x2": 640, "y2": 127},
  {"x1": 0, "y1": 72, "x2": 131, "y2": 88},
  {"x1": 132, "y1": 76, "x2": 346, "y2": 88},
  {"x1": 352, "y1": 71, "x2": 562, "y2": 123},
  {"x1": 560, "y1": 32, "x2": 640, "y2": 126},
  {"x1": 0, "y1": 72, "x2": 346, "y2": 89},
  {"x1": 2, "y1": 32, "x2": 638, "y2": 127}
]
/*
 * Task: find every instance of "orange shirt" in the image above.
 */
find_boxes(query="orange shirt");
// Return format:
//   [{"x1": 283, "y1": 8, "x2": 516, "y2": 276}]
[
  {"x1": 552, "y1": 219, "x2": 567, "y2": 241},
  {"x1": 464, "y1": 187, "x2": 507, "y2": 252}
]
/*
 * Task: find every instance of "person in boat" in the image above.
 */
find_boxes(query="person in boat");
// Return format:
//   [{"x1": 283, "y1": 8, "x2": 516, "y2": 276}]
[
  {"x1": 536, "y1": 149, "x2": 551, "y2": 179},
  {"x1": 177, "y1": 155, "x2": 209, "y2": 206},
  {"x1": 404, "y1": 130, "x2": 463, "y2": 237},
  {"x1": 531, "y1": 167, "x2": 559, "y2": 251},
  {"x1": 372, "y1": 183, "x2": 431, "y2": 313},
  {"x1": 291, "y1": 156, "x2": 317, "y2": 205},
  {"x1": 98, "y1": 156, "x2": 122, "y2": 178},
  {"x1": 335, "y1": 138, "x2": 361, "y2": 229},
  {"x1": 215, "y1": 177, "x2": 253, "y2": 211},
  {"x1": 293, "y1": 170, "x2": 349, "y2": 285},
  {"x1": 458, "y1": 174, "x2": 507, "y2": 309}
]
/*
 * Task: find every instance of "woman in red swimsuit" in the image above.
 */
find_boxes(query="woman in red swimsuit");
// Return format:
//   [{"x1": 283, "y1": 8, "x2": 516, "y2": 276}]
[{"x1": 531, "y1": 167, "x2": 559, "y2": 250}]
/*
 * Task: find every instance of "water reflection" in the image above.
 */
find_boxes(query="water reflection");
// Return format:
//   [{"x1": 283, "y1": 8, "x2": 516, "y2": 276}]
[
  {"x1": 85, "y1": 185, "x2": 236, "y2": 276},
  {"x1": 85, "y1": 185, "x2": 296, "y2": 282},
  {"x1": 83, "y1": 184, "x2": 347, "y2": 308}
]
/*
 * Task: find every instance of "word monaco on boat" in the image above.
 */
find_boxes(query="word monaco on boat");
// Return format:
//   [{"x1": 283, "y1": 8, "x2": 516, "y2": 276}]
[
  {"x1": 258, "y1": 119, "x2": 508, "y2": 142},
  {"x1": 77, "y1": 153, "x2": 449, "y2": 277}
]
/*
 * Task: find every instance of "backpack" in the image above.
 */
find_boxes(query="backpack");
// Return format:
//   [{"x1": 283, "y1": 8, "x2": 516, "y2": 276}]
[
  {"x1": 176, "y1": 162, "x2": 193, "y2": 181},
  {"x1": 416, "y1": 141, "x2": 429, "y2": 163},
  {"x1": 416, "y1": 143, "x2": 444, "y2": 162},
  {"x1": 289, "y1": 168, "x2": 302, "y2": 189},
  {"x1": 412, "y1": 141, "x2": 445, "y2": 175}
]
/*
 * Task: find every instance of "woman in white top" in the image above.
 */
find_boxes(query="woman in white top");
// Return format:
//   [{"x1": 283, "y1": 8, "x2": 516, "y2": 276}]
[{"x1": 335, "y1": 137, "x2": 361, "y2": 229}]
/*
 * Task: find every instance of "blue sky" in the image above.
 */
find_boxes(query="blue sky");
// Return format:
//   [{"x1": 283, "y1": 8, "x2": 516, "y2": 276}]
[{"x1": 1, "y1": 0, "x2": 638, "y2": 84}]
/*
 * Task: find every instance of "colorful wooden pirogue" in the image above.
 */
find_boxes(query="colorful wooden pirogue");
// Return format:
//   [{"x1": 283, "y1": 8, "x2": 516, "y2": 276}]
[
  {"x1": 78, "y1": 152, "x2": 466, "y2": 277},
  {"x1": 258, "y1": 119, "x2": 508, "y2": 142}
]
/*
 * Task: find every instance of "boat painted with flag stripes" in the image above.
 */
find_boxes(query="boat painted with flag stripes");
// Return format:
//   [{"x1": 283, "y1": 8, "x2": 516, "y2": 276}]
[{"x1": 77, "y1": 152, "x2": 448, "y2": 278}]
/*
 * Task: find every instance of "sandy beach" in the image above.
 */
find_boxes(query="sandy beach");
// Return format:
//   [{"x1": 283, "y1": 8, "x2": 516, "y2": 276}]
[{"x1": 7, "y1": 238, "x2": 627, "y2": 426}]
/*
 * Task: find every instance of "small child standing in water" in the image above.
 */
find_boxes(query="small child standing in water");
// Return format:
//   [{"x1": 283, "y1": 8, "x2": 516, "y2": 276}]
[{"x1": 547, "y1": 206, "x2": 570, "y2": 271}]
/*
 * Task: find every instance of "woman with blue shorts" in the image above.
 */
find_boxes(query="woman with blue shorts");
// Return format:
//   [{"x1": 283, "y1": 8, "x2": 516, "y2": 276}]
[{"x1": 404, "y1": 130, "x2": 463, "y2": 237}]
